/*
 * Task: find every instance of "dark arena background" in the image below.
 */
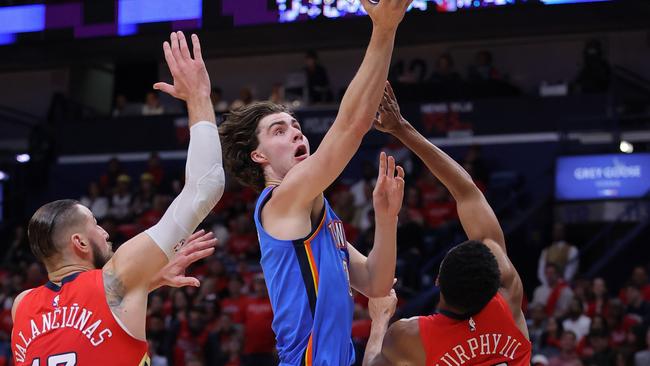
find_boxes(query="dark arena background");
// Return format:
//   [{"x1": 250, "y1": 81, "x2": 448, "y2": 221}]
[{"x1": 1, "y1": 1, "x2": 650, "y2": 365}]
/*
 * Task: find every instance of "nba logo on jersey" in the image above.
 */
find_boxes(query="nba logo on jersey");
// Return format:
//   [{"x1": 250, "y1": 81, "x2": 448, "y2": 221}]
[
  {"x1": 469, "y1": 317, "x2": 476, "y2": 332},
  {"x1": 52, "y1": 295, "x2": 60, "y2": 308},
  {"x1": 172, "y1": 238, "x2": 186, "y2": 253},
  {"x1": 328, "y1": 220, "x2": 347, "y2": 249}
]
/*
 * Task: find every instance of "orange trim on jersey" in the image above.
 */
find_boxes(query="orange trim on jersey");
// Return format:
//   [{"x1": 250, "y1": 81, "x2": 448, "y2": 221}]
[
  {"x1": 304, "y1": 334, "x2": 314, "y2": 366},
  {"x1": 304, "y1": 241, "x2": 320, "y2": 291}
]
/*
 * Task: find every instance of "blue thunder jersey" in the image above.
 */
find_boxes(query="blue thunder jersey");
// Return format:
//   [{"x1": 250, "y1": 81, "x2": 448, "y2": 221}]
[{"x1": 254, "y1": 186, "x2": 355, "y2": 366}]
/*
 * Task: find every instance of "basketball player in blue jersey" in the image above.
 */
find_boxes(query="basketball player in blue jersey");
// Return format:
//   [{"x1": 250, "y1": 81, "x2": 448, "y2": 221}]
[{"x1": 219, "y1": 1, "x2": 413, "y2": 365}]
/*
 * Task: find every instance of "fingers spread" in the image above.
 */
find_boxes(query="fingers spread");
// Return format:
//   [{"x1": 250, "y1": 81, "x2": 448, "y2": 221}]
[
  {"x1": 191, "y1": 34, "x2": 203, "y2": 62},
  {"x1": 177, "y1": 31, "x2": 192, "y2": 61}
]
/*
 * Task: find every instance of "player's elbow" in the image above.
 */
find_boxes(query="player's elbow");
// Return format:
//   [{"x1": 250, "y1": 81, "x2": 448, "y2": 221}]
[{"x1": 191, "y1": 166, "x2": 225, "y2": 218}]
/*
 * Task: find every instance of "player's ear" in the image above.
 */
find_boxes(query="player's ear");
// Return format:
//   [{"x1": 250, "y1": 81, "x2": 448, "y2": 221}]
[
  {"x1": 251, "y1": 149, "x2": 267, "y2": 164},
  {"x1": 71, "y1": 233, "x2": 90, "y2": 254}
]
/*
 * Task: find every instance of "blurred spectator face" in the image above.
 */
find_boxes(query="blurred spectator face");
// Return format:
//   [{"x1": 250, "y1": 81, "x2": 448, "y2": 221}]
[
  {"x1": 145, "y1": 92, "x2": 160, "y2": 108},
  {"x1": 188, "y1": 309, "x2": 205, "y2": 335},
  {"x1": 545, "y1": 317, "x2": 558, "y2": 336},
  {"x1": 592, "y1": 278, "x2": 607, "y2": 297},
  {"x1": 590, "y1": 333, "x2": 609, "y2": 352},
  {"x1": 559, "y1": 331, "x2": 577, "y2": 353},
  {"x1": 590, "y1": 315, "x2": 606, "y2": 332},
  {"x1": 569, "y1": 298, "x2": 583, "y2": 319},
  {"x1": 173, "y1": 290, "x2": 188, "y2": 311},
  {"x1": 436, "y1": 54, "x2": 453, "y2": 74},
  {"x1": 253, "y1": 276, "x2": 267, "y2": 297},
  {"x1": 228, "y1": 277, "x2": 243, "y2": 296},
  {"x1": 632, "y1": 266, "x2": 648, "y2": 286},
  {"x1": 148, "y1": 153, "x2": 161, "y2": 169},
  {"x1": 530, "y1": 304, "x2": 546, "y2": 324},
  {"x1": 305, "y1": 55, "x2": 317, "y2": 70},
  {"x1": 149, "y1": 294, "x2": 164, "y2": 314},
  {"x1": 545, "y1": 264, "x2": 559, "y2": 286},
  {"x1": 147, "y1": 315, "x2": 165, "y2": 333},
  {"x1": 625, "y1": 285, "x2": 641, "y2": 304},
  {"x1": 116, "y1": 175, "x2": 131, "y2": 193},
  {"x1": 140, "y1": 174, "x2": 154, "y2": 192}
]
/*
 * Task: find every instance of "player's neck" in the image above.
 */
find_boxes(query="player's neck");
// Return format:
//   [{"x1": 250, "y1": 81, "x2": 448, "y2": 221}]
[
  {"x1": 437, "y1": 298, "x2": 463, "y2": 315},
  {"x1": 47, "y1": 263, "x2": 94, "y2": 284}
]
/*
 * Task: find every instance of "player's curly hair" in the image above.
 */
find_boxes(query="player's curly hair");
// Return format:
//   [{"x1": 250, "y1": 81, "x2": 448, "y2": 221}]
[
  {"x1": 219, "y1": 102, "x2": 290, "y2": 192},
  {"x1": 438, "y1": 240, "x2": 501, "y2": 316}
]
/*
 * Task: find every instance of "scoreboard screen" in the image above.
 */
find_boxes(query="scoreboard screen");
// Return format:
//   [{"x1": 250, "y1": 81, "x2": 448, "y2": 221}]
[{"x1": 0, "y1": 0, "x2": 613, "y2": 45}]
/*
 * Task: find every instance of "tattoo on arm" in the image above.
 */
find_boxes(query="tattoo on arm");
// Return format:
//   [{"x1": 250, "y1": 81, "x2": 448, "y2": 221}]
[{"x1": 103, "y1": 269, "x2": 126, "y2": 311}]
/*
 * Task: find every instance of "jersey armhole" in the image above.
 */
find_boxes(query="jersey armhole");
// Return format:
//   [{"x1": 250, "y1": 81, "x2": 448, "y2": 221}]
[{"x1": 12, "y1": 288, "x2": 34, "y2": 321}]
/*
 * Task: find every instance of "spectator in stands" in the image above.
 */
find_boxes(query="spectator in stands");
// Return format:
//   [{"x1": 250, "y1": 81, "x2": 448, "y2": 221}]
[
  {"x1": 147, "y1": 152, "x2": 165, "y2": 188},
  {"x1": 607, "y1": 299, "x2": 640, "y2": 348},
  {"x1": 468, "y1": 50, "x2": 500, "y2": 83},
  {"x1": 562, "y1": 298, "x2": 592, "y2": 341},
  {"x1": 1, "y1": 225, "x2": 30, "y2": 268},
  {"x1": 622, "y1": 266, "x2": 650, "y2": 302},
  {"x1": 429, "y1": 53, "x2": 462, "y2": 97},
  {"x1": 548, "y1": 330, "x2": 583, "y2": 366},
  {"x1": 80, "y1": 181, "x2": 109, "y2": 219},
  {"x1": 586, "y1": 278, "x2": 610, "y2": 317},
  {"x1": 538, "y1": 223, "x2": 579, "y2": 285},
  {"x1": 132, "y1": 172, "x2": 157, "y2": 216},
  {"x1": 206, "y1": 313, "x2": 242, "y2": 366},
  {"x1": 230, "y1": 87, "x2": 254, "y2": 110},
  {"x1": 173, "y1": 306, "x2": 211, "y2": 366},
  {"x1": 532, "y1": 354, "x2": 550, "y2": 366},
  {"x1": 112, "y1": 93, "x2": 129, "y2": 117},
  {"x1": 573, "y1": 39, "x2": 611, "y2": 94},
  {"x1": 100, "y1": 157, "x2": 124, "y2": 193},
  {"x1": 583, "y1": 330, "x2": 614, "y2": 366},
  {"x1": 221, "y1": 275, "x2": 247, "y2": 324},
  {"x1": 533, "y1": 263, "x2": 575, "y2": 318},
  {"x1": 268, "y1": 83, "x2": 287, "y2": 106},
  {"x1": 624, "y1": 282, "x2": 650, "y2": 323},
  {"x1": 241, "y1": 275, "x2": 275, "y2": 366},
  {"x1": 110, "y1": 173, "x2": 134, "y2": 222},
  {"x1": 143, "y1": 91, "x2": 165, "y2": 115},
  {"x1": 211, "y1": 87, "x2": 229, "y2": 113},
  {"x1": 304, "y1": 50, "x2": 332, "y2": 103},
  {"x1": 148, "y1": 339, "x2": 169, "y2": 366},
  {"x1": 634, "y1": 327, "x2": 650, "y2": 366},
  {"x1": 528, "y1": 303, "x2": 549, "y2": 354}
]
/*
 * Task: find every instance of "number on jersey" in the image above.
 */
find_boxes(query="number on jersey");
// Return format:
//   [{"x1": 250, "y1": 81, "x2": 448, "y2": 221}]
[{"x1": 30, "y1": 352, "x2": 77, "y2": 366}]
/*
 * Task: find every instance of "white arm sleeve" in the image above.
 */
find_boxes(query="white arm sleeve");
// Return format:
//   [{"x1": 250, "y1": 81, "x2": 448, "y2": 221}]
[{"x1": 145, "y1": 121, "x2": 225, "y2": 258}]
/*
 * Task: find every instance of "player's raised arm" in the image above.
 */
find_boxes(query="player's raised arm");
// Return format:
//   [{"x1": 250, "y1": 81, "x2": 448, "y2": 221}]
[
  {"x1": 273, "y1": 0, "x2": 413, "y2": 208},
  {"x1": 375, "y1": 82, "x2": 504, "y2": 247},
  {"x1": 375, "y1": 82, "x2": 527, "y2": 336},
  {"x1": 102, "y1": 31, "x2": 225, "y2": 339}
]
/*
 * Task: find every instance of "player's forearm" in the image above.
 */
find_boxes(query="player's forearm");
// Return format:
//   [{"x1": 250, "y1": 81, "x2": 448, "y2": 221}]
[
  {"x1": 366, "y1": 215, "x2": 398, "y2": 297},
  {"x1": 187, "y1": 95, "x2": 216, "y2": 127},
  {"x1": 393, "y1": 122, "x2": 478, "y2": 200},
  {"x1": 363, "y1": 320, "x2": 390, "y2": 366},
  {"x1": 336, "y1": 27, "x2": 396, "y2": 134}
]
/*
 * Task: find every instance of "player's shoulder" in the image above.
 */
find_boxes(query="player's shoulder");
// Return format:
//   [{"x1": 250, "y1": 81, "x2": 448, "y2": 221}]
[
  {"x1": 384, "y1": 317, "x2": 426, "y2": 364},
  {"x1": 386, "y1": 317, "x2": 422, "y2": 347},
  {"x1": 11, "y1": 288, "x2": 35, "y2": 321}
]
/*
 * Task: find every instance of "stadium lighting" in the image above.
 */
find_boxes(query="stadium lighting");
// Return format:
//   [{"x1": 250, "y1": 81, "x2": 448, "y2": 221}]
[
  {"x1": 619, "y1": 141, "x2": 634, "y2": 154},
  {"x1": 16, "y1": 153, "x2": 30, "y2": 163},
  {"x1": 0, "y1": 170, "x2": 7, "y2": 181}
]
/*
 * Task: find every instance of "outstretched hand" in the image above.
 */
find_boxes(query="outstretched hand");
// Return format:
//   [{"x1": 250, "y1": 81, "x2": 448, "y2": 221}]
[
  {"x1": 150, "y1": 230, "x2": 217, "y2": 290},
  {"x1": 154, "y1": 31, "x2": 211, "y2": 103},
  {"x1": 373, "y1": 151, "x2": 405, "y2": 219},
  {"x1": 361, "y1": 0, "x2": 414, "y2": 31},
  {"x1": 374, "y1": 81, "x2": 408, "y2": 135}
]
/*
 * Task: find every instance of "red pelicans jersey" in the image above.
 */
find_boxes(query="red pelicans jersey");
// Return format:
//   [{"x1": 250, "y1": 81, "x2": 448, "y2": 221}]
[
  {"x1": 419, "y1": 293, "x2": 531, "y2": 366},
  {"x1": 11, "y1": 270, "x2": 149, "y2": 366}
]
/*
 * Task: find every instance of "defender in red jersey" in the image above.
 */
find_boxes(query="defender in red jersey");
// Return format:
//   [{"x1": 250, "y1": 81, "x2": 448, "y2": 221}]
[
  {"x1": 11, "y1": 32, "x2": 225, "y2": 365},
  {"x1": 362, "y1": 82, "x2": 531, "y2": 366}
]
